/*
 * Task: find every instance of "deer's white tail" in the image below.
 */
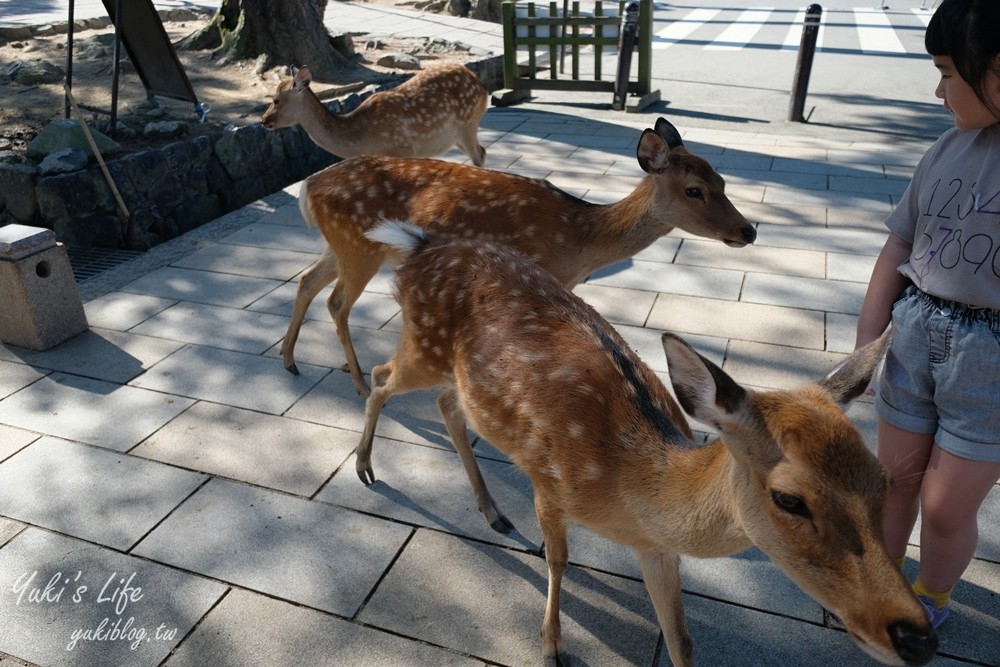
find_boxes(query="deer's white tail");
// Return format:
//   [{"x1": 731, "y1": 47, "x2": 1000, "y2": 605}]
[{"x1": 364, "y1": 220, "x2": 428, "y2": 255}]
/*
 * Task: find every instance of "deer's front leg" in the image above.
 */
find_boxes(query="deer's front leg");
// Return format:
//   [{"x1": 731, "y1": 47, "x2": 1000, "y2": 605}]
[{"x1": 638, "y1": 549, "x2": 692, "y2": 667}]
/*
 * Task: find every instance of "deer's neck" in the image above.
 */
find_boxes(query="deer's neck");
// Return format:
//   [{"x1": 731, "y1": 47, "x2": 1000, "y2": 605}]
[
  {"x1": 579, "y1": 177, "x2": 673, "y2": 267},
  {"x1": 637, "y1": 439, "x2": 752, "y2": 558},
  {"x1": 298, "y1": 91, "x2": 361, "y2": 158}
]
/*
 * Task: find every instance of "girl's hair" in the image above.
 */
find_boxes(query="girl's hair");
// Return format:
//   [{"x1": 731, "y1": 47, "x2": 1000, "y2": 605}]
[{"x1": 926, "y1": 0, "x2": 1000, "y2": 118}]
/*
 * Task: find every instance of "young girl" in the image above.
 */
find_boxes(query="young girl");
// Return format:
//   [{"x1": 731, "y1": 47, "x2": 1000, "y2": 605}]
[{"x1": 855, "y1": 0, "x2": 1000, "y2": 629}]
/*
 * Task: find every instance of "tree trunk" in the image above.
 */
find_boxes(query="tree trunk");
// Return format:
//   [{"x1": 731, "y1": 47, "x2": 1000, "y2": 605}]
[
  {"x1": 471, "y1": 0, "x2": 502, "y2": 22},
  {"x1": 180, "y1": 0, "x2": 362, "y2": 82}
]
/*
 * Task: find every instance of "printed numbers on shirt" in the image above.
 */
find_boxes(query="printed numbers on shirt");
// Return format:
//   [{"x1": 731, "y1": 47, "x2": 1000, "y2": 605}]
[{"x1": 912, "y1": 226, "x2": 1000, "y2": 278}]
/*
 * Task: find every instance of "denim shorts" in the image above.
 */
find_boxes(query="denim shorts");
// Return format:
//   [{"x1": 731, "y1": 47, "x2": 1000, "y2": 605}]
[{"x1": 877, "y1": 285, "x2": 1000, "y2": 463}]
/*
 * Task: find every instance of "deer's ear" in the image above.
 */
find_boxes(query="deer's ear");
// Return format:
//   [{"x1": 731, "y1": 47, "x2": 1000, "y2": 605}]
[
  {"x1": 662, "y1": 333, "x2": 747, "y2": 430},
  {"x1": 818, "y1": 327, "x2": 894, "y2": 407},
  {"x1": 654, "y1": 117, "x2": 684, "y2": 150},
  {"x1": 293, "y1": 66, "x2": 313, "y2": 90},
  {"x1": 637, "y1": 129, "x2": 671, "y2": 174}
]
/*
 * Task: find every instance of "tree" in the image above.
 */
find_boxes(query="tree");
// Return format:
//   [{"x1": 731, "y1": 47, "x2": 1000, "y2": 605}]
[{"x1": 181, "y1": 0, "x2": 361, "y2": 82}]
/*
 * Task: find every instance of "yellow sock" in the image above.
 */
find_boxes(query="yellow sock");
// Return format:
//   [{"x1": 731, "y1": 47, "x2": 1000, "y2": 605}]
[
  {"x1": 913, "y1": 577, "x2": 952, "y2": 609},
  {"x1": 894, "y1": 555, "x2": 905, "y2": 570}
]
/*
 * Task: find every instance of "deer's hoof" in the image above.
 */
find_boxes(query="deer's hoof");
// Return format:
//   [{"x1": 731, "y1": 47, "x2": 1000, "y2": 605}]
[
  {"x1": 284, "y1": 362, "x2": 300, "y2": 376},
  {"x1": 491, "y1": 515, "x2": 515, "y2": 534},
  {"x1": 544, "y1": 650, "x2": 572, "y2": 667},
  {"x1": 357, "y1": 466, "x2": 376, "y2": 486}
]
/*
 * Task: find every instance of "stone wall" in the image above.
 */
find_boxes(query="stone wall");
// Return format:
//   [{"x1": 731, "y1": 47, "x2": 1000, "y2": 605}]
[{"x1": 0, "y1": 56, "x2": 503, "y2": 250}]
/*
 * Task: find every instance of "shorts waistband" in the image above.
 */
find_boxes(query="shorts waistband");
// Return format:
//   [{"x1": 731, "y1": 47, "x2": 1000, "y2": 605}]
[{"x1": 905, "y1": 285, "x2": 1000, "y2": 327}]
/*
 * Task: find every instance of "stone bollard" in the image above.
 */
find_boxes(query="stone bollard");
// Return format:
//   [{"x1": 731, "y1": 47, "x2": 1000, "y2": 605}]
[{"x1": 0, "y1": 224, "x2": 89, "y2": 350}]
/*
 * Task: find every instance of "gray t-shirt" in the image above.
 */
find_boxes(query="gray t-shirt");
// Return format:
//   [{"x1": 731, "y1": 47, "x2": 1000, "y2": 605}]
[{"x1": 887, "y1": 124, "x2": 1000, "y2": 309}]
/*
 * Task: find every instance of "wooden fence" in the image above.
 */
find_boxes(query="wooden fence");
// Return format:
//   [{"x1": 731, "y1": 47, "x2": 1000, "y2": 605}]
[{"x1": 493, "y1": 0, "x2": 659, "y2": 111}]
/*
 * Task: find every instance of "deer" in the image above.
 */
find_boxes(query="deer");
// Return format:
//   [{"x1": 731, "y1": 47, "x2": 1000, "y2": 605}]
[
  {"x1": 282, "y1": 117, "x2": 757, "y2": 399},
  {"x1": 354, "y1": 220, "x2": 939, "y2": 667},
  {"x1": 261, "y1": 63, "x2": 487, "y2": 166}
]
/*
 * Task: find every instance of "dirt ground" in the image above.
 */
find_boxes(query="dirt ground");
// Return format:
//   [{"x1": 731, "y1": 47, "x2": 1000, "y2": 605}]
[{"x1": 0, "y1": 0, "x2": 479, "y2": 160}]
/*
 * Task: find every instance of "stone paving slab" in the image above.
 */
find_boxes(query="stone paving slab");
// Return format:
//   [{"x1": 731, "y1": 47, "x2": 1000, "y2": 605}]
[
  {"x1": 646, "y1": 294, "x2": 826, "y2": 351},
  {"x1": 0, "y1": 360, "x2": 46, "y2": 400},
  {"x1": 0, "y1": 373, "x2": 193, "y2": 451},
  {"x1": 0, "y1": 528, "x2": 226, "y2": 667},
  {"x1": 262, "y1": 318, "x2": 400, "y2": 377},
  {"x1": 218, "y1": 222, "x2": 324, "y2": 254},
  {"x1": 0, "y1": 426, "x2": 36, "y2": 463},
  {"x1": 358, "y1": 528, "x2": 661, "y2": 667},
  {"x1": 1, "y1": 328, "x2": 185, "y2": 384},
  {"x1": 83, "y1": 292, "x2": 176, "y2": 331},
  {"x1": 588, "y1": 260, "x2": 745, "y2": 300},
  {"x1": 724, "y1": 340, "x2": 848, "y2": 391},
  {"x1": 673, "y1": 239, "x2": 826, "y2": 279},
  {"x1": 130, "y1": 344, "x2": 327, "y2": 415},
  {"x1": 318, "y1": 437, "x2": 542, "y2": 549},
  {"x1": 132, "y1": 401, "x2": 358, "y2": 497},
  {"x1": 0, "y1": 518, "x2": 26, "y2": 546},
  {"x1": 573, "y1": 284, "x2": 657, "y2": 328},
  {"x1": 170, "y1": 243, "x2": 319, "y2": 281},
  {"x1": 133, "y1": 479, "x2": 412, "y2": 617},
  {"x1": 163, "y1": 588, "x2": 483, "y2": 667},
  {"x1": 129, "y1": 301, "x2": 289, "y2": 355},
  {"x1": 754, "y1": 222, "x2": 889, "y2": 255},
  {"x1": 741, "y1": 273, "x2": 867, "y2": 316},
  {"x1": 0, "y1": 438, "x2": 206, "y2": 550},
  {"x1": 245, "y1": 282, "x2": 401, "y2": 331},
  {"x1": 120, "y1": 266, "x2": 284, "y2": 309}
]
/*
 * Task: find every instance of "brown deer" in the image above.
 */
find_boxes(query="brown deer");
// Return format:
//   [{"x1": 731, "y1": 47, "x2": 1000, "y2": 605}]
[
  {"x1": 283, "y1": 117, "x2": 756, "y2": 398},
  {"x1": 261, "y1": 63, "x2": 487, "y2": 166},
  {"x1": 354, "y1": 221, "x2": 938, "y2": 667}
]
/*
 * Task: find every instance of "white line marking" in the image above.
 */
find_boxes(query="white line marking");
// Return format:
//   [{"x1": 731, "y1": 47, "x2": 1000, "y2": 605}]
[
  {"x1": 705, "y1": 8, "x2": 773, "y2": 51},
  {"x1": 652, "y1": 8, "x2": 721, "y2": 50},
  {"x1": 911, "y1": 8, "x2": 932, "y2": 27},
  {"x1": 853, "y1": 8, "x2": 906, "y2": 54},
  {"x1": 782, "y1": 9, "x2": 826, "y2": 51}
]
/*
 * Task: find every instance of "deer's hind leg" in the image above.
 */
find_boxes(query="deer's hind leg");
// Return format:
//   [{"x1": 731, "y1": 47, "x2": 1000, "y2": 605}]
[
  {"x1": 328, "y1": 250, "x2": 383, "y2": 399},
  {"x1": 534, "y1": 491, "x2": 571, "y2": 667},
  {"x1": 356, "y1": 337, "x2": 444, "y2": 484},
  {"x1": 283, "y1": 246, "x2": 338, "y2": 375},
  {"x1": 457, "y1": 123, "x2": 486, "y2": 167},
  {"x1": 437, "y1": 389, "x2": 513, "y2": 533}
]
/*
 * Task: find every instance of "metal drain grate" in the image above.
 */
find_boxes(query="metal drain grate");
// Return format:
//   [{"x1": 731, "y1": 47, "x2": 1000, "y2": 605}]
[{"x1": 67, "y1": 246, "x2": 145, "y2": 283}]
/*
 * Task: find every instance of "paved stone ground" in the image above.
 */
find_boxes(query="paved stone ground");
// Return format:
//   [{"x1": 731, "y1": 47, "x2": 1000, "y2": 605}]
[{"x1": 1, "y1": 2, "x2": 997, "y2": 667}]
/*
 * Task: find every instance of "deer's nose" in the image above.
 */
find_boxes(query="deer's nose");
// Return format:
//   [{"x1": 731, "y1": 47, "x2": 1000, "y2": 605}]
[
  {"x1": 889, "y1": 621, "x2": 938, "y2": 666},
  {"x1": 740, "y1": 225, "x2": 757, "y2": 244}
]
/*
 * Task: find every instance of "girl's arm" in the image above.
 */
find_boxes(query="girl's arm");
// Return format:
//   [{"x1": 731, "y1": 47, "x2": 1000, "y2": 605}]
[{"x1": 855, "y1": 233, "x2": 912, "y2": 349}]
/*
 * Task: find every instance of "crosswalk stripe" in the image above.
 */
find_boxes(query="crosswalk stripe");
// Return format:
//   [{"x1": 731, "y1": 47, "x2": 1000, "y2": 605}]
[
  {"x1": 652, "y1": 8, "x2": 720, "y2": 50},
  {"x1": 653, "y1": 6, "x2": 921, "y2": 55},
  {"x1": 782, "y1": 9, "x2": 826, "y2": 51},
  {"x1": 705, "y1": 7, "x2": 773, "y2": 51},
  {"x1": 910, "y1": 8, "x2": 933, "y2": 27},
  {"x1": 853, "y1": 8, "x2": 907, "y2": 53}
]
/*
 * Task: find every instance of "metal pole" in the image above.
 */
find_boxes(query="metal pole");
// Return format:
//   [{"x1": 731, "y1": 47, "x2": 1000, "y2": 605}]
[
  {"x1": 65, "y1": 0, "x2": 75, "y2": 118},
  {"x1": 110, "y1": 0, "x2": 124, "y2": 136},
  {"x1": 787, "y1": 4, "x2": 822, "y2": 123},
  {"x1": 612, "y1": 0, "x2": 639, "y2": 110}
]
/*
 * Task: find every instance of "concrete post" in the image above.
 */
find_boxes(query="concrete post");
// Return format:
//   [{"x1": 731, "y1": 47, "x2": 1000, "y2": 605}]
[{"x1": 0, "y1": 224, "x2": 89, "y2": 350}]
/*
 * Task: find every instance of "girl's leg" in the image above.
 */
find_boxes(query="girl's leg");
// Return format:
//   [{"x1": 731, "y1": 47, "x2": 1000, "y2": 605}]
[
  {"x1": 877, "y1": 419, "x2": 935, "y2": 559},
  {"x1": 918, "y1": 447, "x2": 1000, "y2": 593}
]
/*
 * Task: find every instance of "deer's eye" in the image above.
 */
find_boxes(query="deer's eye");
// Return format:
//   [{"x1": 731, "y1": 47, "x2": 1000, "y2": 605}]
[
  {"x1": 772, "y1": 491, "x2": 811, "y2": 519},
  {"x1": 685, "y1": 187, "x2": 703, "y2": 200}
]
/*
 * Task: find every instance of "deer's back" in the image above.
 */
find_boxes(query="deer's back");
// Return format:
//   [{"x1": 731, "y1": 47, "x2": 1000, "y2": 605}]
[
  {"x1": 395, "y1": 235, "x2": 694, "y2": 517},
  {"x1": 306, "y1": 156, "x2": 598, "y2": 270}
]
